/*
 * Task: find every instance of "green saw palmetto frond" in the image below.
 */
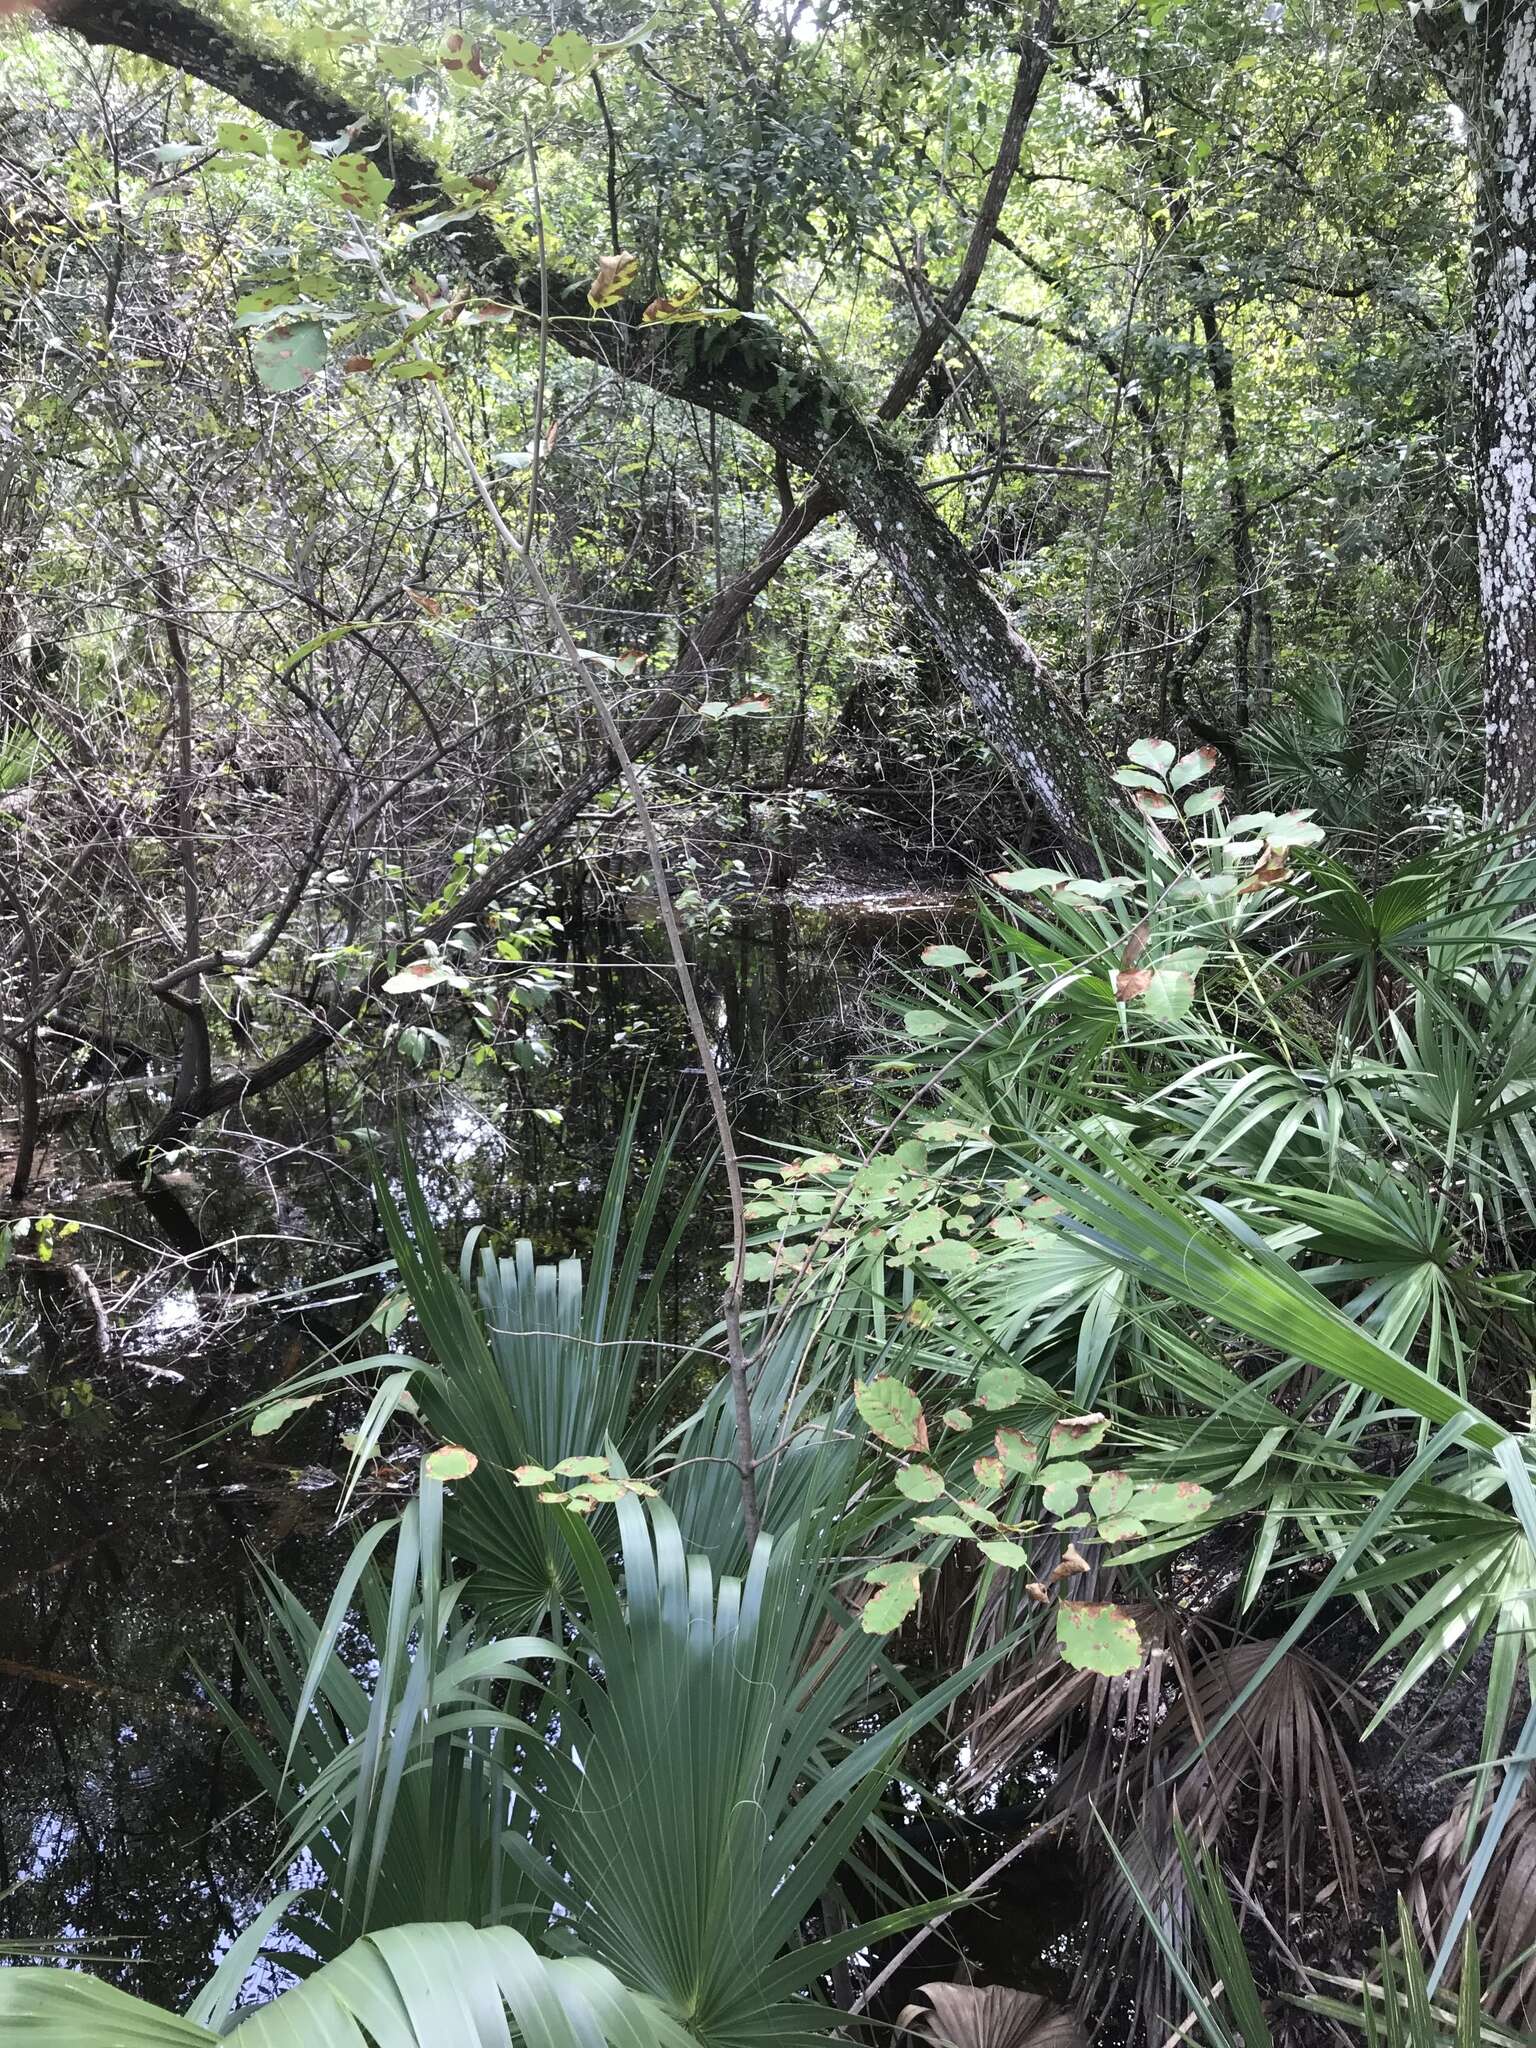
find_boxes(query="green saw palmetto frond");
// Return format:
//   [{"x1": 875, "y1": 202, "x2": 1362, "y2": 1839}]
[{"x1": 0, "y1": 1922, "x2": 698, "y2": 2048}]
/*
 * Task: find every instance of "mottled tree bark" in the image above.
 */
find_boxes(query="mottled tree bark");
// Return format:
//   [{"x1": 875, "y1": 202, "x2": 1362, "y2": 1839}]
[
  {"x1": 1421, "y1": 0, "x2": 1536, "y2": 825},
  {"x1": 833, "y1": 447, "x2": 1116, "y2": 845}
]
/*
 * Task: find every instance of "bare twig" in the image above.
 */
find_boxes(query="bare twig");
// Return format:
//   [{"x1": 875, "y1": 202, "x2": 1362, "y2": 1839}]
[{"x1": 847, "y1": 1815, "x2": 1070, "y2": 2015}]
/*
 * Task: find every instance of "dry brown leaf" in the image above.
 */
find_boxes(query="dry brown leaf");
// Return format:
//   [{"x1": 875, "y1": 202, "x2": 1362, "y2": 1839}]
[
  {"x1": 587, "y1": 250, "x2": 638, "y2": 308},
  {"x1": 897, "y1": 1982, "x2": 1086, "y2": 2048}
]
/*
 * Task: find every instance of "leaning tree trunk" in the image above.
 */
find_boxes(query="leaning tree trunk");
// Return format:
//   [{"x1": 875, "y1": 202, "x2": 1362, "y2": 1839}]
[
  {"x1": 1421, "y1": 0, "x2": 1536, "y2": 826},
  {"x1": 51, "y1": 0, "x2": 1124, "y2": 859},
  {"x1": 830, "y1": 446, "x2": 1116, "y2": 846}
]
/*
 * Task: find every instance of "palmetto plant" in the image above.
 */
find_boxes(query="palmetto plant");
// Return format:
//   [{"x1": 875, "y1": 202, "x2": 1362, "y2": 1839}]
[
  {"x1": 1410, "y1": 1777, "x2": 1536, "y2": 2024},
  {"x1": 0, "y1": 1921, "x2": 697, "y2": 2046},
  {"x1": 0, "y1": 1100, "x2": 1002, "y2": 2043},
  {"x1": 896, "y1": 1982, "x2": 1086, "y2": 2048},
  {"x1": 16, "y1": 764, "x2": 1536, "y2": 2045},
  {"x1": 1243, "y1": 645, "x2": 1480, "y2": 837},
  {"x1": 371, "y1": 1111, "x2": 706, "y2": 1629},
  {"x1": 1121, "y1": 1825, "x2": 1521, "y2": 2048},
  {"x1": 6, "y1": 1477, "x2": 991, "y2": 2044},
  {"x1": 207, "y1": 1445, "x2": 1001, "y2": 2043},
  {"x1": 203, "y1": 1478, "x2": 562, "y2": 1958},
  {"x1": 745, "y1": 787, "x2": 1536, "y2": 2034}
]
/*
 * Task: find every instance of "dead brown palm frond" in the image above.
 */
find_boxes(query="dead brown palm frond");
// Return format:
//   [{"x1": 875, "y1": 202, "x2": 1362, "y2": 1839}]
[
  {"x1": 1153, "y1": 1640, "x2": 1366, "y2": 1920},
  {"x1": 1076, "y1": 1782, "x2": 1192, "y2": 2040},
  {"x1": 1409, "y1": 1778, "x2": 1536, "y2": 2023},
  {"x1": 1073, "y1": 1642, "x2": 1363, "y2": 2047},
  {"x1": 896, "y1": 1981, "x2": 1088, "y2": 2048}
]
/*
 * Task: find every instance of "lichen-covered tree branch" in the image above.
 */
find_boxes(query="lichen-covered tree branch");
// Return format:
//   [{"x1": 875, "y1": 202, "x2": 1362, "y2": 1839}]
[{"x1": 51, "y1": 0, "x2": 1120, "y2": 852}]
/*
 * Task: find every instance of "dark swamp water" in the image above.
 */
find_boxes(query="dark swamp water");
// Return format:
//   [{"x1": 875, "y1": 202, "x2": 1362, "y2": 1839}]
[{"x1": 0, "y1": 889, "x2": 1079, "y2": 2011}]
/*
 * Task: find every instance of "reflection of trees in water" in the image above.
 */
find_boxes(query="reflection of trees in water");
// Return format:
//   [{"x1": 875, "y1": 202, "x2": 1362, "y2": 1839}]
[
  {"x1": 0, "y1": 898, "x2": 955, "y2": 1998},
  {"x1": 0, "y1": 1387, "x2": 345, "y2": 2004}
]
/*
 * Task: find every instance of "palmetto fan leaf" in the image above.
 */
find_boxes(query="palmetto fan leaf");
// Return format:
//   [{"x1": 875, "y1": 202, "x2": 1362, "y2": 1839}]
[
  {"x1": 548, "y1": 1492, "x2": 999, "y2": 2048},
  {"x1": 896, "y1": 1982, "x2": 1087, "y2": 2048},
  {"x1": 1027, "y1": 1137, "x2": 1506, "y2": 1450},
  {"x1": 1299, "y1": 832, "x2": 1536, "y2": 1032},
  {"x1": 1349, "y1": 1486, "x2": 1536, "y2": 1757},
  {"x1": 203, "y1": 1478, "x2": 564, "y2": 1960},
  {"x1": 1109, "y1": 1819, "x2": 1274, "y2": 2048},
  {"x1": 959, "y1": 1600, "x2": 1188, "y2": 1814},
  {"x1": 1154, "y1": 1639, "x2": 1364, "y2": 1918},
  {"x1": 373, "y1": 1110, "x2": 702, "y2": 1629},
  {"x1": 958, "y1": 1219, "x2": 1135, "y2": 1411},
  {"x1": 655, "y1": 1302, "x2": 862, "y2": 1569},
  {"x1": 1376, "y1": 977, "x2": 1536, "y2": 1239},
  {"x1": 0, "y1": 1922, "x2": 698, "y2": 2048},
  {"x1": 1410, "y1": 1764, "x2": 1536, "y2": 2021},
  {"x1": 217, "y1": 1481, "x2": 995, "y2": 2048}
]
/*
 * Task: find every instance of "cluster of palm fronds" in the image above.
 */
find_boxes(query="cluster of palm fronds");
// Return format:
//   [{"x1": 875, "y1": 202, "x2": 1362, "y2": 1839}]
[
  {"x1": 1242, "y1": 644, "x2": 1480, "y2": 842},
  {"x1": 8, "y1": 773, "x2": 1536, "y2": 2048},
  {"x1": 742, "y1": 788, "x2": 1536, "y2": 2040},
  {"x1": 0, "y1": 1118, "x2": 1014, "y2": 2046}
]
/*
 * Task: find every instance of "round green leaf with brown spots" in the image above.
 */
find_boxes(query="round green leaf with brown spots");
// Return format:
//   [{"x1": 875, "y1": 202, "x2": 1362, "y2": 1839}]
[
  {"x1": 378, "y1": 43, "x2": 429, "y2": 79},
  {"x1": 251, "y1": 319, "x2": 326, "y2": 393},
  {"x1": 217, "y1": 120, "x2": 269, "y2": 156},
  {"x1": 914, "y1": 1513, "x2": 975, "y2": 1539},
  {"x1": 1038, "y1": 1459, "x2": 1092, "y2": 1491},
  {"x1": 903, "y1": 1008, "x2": 951, "y2": 1040},
  {"x1": 331, "y1": 152, "x2": 394, "y2": 212},
  {"x1": 1042, "y1": 1474, "x2": 1086, "y2": 1515},
  {"x1": 423, "y1": 1444, "x2": 478, "y2": 1482},
  {"x1": 1057, "y1": 1600, "x2": 1142, "y2": 1676},
  {"x1": 1170, "y1": 744, "x2": 1219, "y2": 790},
  {"x1": 995, "y1": 1427, "x2": 1041, "y2": 1476},
  {"x1": 975, "y1": 1366, "x2": 1031, "y2": 1411},
  {"x1": 895, "y1": 1463, "x2": 945, "y2": 1503},
  {"x1": 855, "y1": 1377, "x2": 927, "y2": 1452},
  {"x1": 549, "y1": 27, "x2": 595, "y2": 71},
  {"x1": 383, "y1": 958, "x2": 455, "y2": 995},
  {"x1": 1126, "y1": 738, "x2": 1176, "y2": 776},
  {"x1": 1131, "y1": 1479, "x2": 1213, "y2": 1525},
  {"x1": 861, "y1": 1562, "x2": 922, "y2": 1635},
  {"x1": 1089, "y1": 1470, "x2": 1134, "y2": 1517},
  {"x1": 1048, "y1": 1413, "x2": 1109, "y2": 1457}
]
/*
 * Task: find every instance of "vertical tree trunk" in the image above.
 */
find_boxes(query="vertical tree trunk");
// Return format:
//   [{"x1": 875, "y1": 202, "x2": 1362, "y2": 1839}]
[
  {"x1": 1426, "y1": 1, "x2": 1536, "y2": 824},
  {"x1": 1193, "y1": 293, "x2": 1271, "y2": 718},
  {"x1": 1474, "y1": 9, "x2": 1536, "y2": 826}
]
